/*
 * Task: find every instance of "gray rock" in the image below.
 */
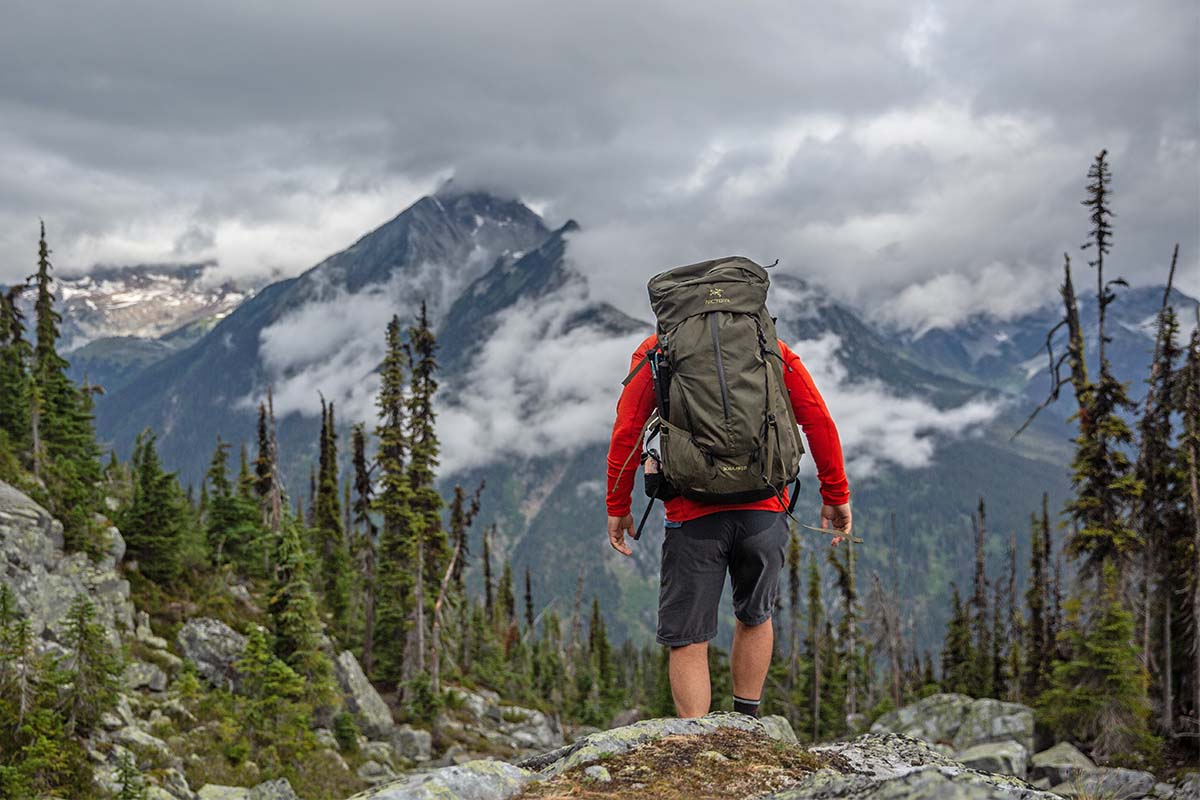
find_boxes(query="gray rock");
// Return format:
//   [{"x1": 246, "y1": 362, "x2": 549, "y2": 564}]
[
  {"x1": 113, "y1": 725, "x2": 172, "y2": 759},
  {"x1": 334, "y1": 650, "x2": 394, "y2": 738},
  {"x1": 100, "y1": 710, "x2": 125, "y2": 730},
  {"x1": 347, "y1": 759, "x2": 534, "y2": 800},
  {"x1": 870, "y1": 693, "x2": 975, "y2": 745},
  {"x1": 583, "y1": 765, "x2": 612, "y2": 783},
  {"x1": 766, "y1": 733, "x2": 1059, "y2": 799},
  {"x1": 124, "y1": 659, "x2": 169, "y2": 692},
  {"x1": 177, "y1": 618, "x2": 247, "y2": 690},
  {"x1": 955, "y1": 741, "x2": 1028, "y2": 779},
  {"x1": 361, "y1": 740, "x2": 393, "y2": 765},
  {"x1": 357, "y1": 759, "x2": 397, "y2": 785},
  {"x1": 0, "y1": 482, "x2": 134, "y2": 650},
  {"x1": 1051, "y1": 767, "x2": 1157, "y2": 799},
  {"x1": 759, "y1": 714, "x2": 799, "y2": 744},
  {"x1": 391, "y1": 724, "x2": 433, "y2": 762},
  {"x1": 247, "y1": 778, "x2": 299, "y2": 800},
  {"x1": 870, "y1": 694, "x2": 1035, "y2": 755},
  {"x1": 532, "y1": 711, "x2": 796, "y2": 776},
  {"x1": 448, "y1": 687, "x2": 492, "y2": 721},
  {"x1": 314, "y1": 727, "x2": 338, "y2": 749},
  {"x1": 952, "y1": 699, "x2": 1035, "y2": 754},
  {"x1": 157, "y1": 766, "x2": 195, "y2": 800},
  {"x1": 197, "y1": 787, "x2": 249, "y2": 800},
  {"x1": 1175, "y1": 773, "x2": 1200, "y2": 800},
  {"x1": 1029, "y1": 741, "x2": 1094, "y2": 785},
  {"x1": 1155, "y1": 782, "x2": 1177, "y2": 799},
  {"x1": 492, "y1": 705, "x2": 563, "y2": 751},
  {"x1": 609, "y1": 708, "x2": 643, "y2": 727}
]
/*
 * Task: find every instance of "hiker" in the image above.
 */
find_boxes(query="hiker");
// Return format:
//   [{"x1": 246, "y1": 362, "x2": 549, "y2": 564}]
[{"x1": 605, "y1": 256, "x2": 851, "y2": 719}]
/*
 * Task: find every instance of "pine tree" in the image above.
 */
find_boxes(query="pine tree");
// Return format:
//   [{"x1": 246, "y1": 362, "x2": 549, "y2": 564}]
[
  {"x1": 268, "y1": 517, "x2": 333, "y2": 698},
  {"x1": 61, "y1": 596, "x2": 122, "y2": 735},
  {"x1": 482, "y1": 524, "x2": 495, "y2": 618},
  {"x1": 805, "y1": 554, "x2": 823, "y2": 742},
  {"x1": 498, "y1": 560, "x2": 516, "y2": 627},
  {"x1": 28, "y1": 223, "x2": 101, "y2": 550},
  {"x1": 373, "y1": 315, "x2": 414, "y2": 684},
  {"x1": 941, "y1": 584, "x2": 973, "y2": 694},
  {"x1": 524, "y1": 567, "x2": 535, "y2": 630},
  {"x1": 1024, "y1": 499, "x2": 1051, "y2": 699},
  {"x1": 405, "y1": 303, "x2": 446, "y2": 678},
  {"x1": 0, "y1": 285, "x2": 31, "y2": 456},
  {"x1": 1179, "y1": 319, "x2": 1200, "y2": 746},
  {"x1": 203, "y1": 437, "x2": 261, "y2": 571},
  {"x1": 314, "y1": 398, "x2": 351, "y2": 640},
  {"x1": 120, "y1": 430, "x2": 185, "y2": 583},
  {"x1": 1040, "y1": 562, "x2": 1157, "y2": 764},
  {"x1": 351, "y1": 422, "x2": 378, "y2": 675},
  {"x1": 969, "y1": 498, "x2": 993, "y2": 697},
  {"x1": 115, "y1": 752, "x2": 147, "y2": 800}
]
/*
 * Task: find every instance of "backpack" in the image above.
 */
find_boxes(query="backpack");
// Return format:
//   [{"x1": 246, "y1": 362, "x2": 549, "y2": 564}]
[{"x1": 626, "y1": 256, "x2": 804, "y2": 532}]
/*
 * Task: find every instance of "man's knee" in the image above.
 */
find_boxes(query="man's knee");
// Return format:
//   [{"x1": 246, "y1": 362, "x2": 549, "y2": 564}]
[{"x1": 735, "y1": 616, "x2": 772, "y2": 632}]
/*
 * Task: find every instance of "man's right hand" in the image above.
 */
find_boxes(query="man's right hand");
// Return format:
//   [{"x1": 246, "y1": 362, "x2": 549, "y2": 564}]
[
  {"x1": 608, "y1": 514, "x2": 634, "y2": 556},
  {"x1": 821, "y1": 502, "x2": 853, "y2": 546}
]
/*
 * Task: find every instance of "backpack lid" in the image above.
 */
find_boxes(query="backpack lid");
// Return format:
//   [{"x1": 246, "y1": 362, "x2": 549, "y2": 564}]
[{"x1": 646, "y1": 256, "x2": 770, "y2": 333}]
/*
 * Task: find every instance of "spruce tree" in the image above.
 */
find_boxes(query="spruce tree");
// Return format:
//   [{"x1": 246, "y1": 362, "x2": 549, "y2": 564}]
[
  {"x1": 203, "y1": 437, "x2": 261, "y2": 571},
  {"x1": 524, "y1": 567, "x2": 535, "y2": 630},
  {"x1": 314, "y1": 399, "x2": 351, "y2": 640},
  {"x1": 373, "y1": 315, "x2": 414, "y2": 684},
  {"x1": 941, "y1": 584, "x2": 973, "y2": 694},
  {"x1": 351, "y1": 422, "x2": 378, "y2": 675},
  {"x1": 498, "y1": 560, "x2": 516, "y2": 627},
  {"x1": 120, "y1": 430, "x2": 184, "y2": 583},
  {"x1": 61, "y1": 596, "x2": 122, "y2": 735},
  {"x1": 1024, "y1": 501, "x2": 1050, "y2": 699},
  {"x1": 805, "y1": 554, "x2": 823, "y2": 742},
  {"x1": 969, "y1": 498, "x2": 992, "y2": 697},
  {"x1": 268, "y1": 517, "x2": 333, "y2": 699},
  {"x1": 0, "y1": 285, "x2": 31, "y2": 456}
]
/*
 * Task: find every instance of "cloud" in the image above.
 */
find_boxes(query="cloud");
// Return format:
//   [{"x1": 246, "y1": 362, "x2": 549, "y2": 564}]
[
  {"x1": 785, "y1": 333, "x2": 1000, "y2": 478},
  {"x1": 7, "y1": 0, "x2": 1192, "y2": 331}
]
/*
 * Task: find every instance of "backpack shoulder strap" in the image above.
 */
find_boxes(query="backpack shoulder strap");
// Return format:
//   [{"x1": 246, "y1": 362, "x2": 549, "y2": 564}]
[{"x1": 621, "y1": 343, "x2": 660, "y2": 386}]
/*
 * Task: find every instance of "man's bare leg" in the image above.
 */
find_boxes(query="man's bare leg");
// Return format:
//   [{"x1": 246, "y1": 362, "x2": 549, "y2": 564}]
[
  {"x1": 731, "y1": 618, "x2": 773, "y2": 713},
  {"x1": 669, "y1": 642, "x2": 711, "y2": 717}
]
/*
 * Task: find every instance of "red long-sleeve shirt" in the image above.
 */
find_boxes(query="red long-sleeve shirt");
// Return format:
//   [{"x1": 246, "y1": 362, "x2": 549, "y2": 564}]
[{"x1": 606, "y1": 334, "x2": 850, "y2": 523}]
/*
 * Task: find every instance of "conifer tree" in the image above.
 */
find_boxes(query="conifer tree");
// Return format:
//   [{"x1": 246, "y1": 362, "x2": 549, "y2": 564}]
[
  {"x1": 1180, "y1": 320, "x2": 1200, "y2": 742},
  {"x1": 1024, "y1": 500, "x2": 1051, "y2": 699},
  {"x1": 1039, "y1": 562, "x2": 1156, "y2": 763},
  {"x1": 61, "y1": 596, "x2": 122, "y2": 735},
  {"x1": 524, "y1": 567, "x2": 535, "y2": 630},
  {"x1": 373, "y1": 315, "x2": 414, "y2": 684},
  {"x1": 351, "y1": 422, "x2": 378, "y2": 675},
  {"x1": 120, "y1": 430, "x2": 184, "y2": 583},
  {"x1": 498, "y1": 559, "x2": 516, "y2": 627},
  {"x1": 805, "y1": 554, "x2": 823, "y2": 741},
  {"x1": 969, "y1": 498, "x2": 992, "y2": 697},
  {"x1": 203, "y1": 437, "x2": 261, "y2": 570},
  {"x1": 269, "y1": 517, "x2": 332, "y2": 697},
  {"x1": 482, "y1": 524, "x2": 495, "y2": 618},
  {"x1": 0, "y1": 285, "x2": 31, "y2": 456},
  {"x1": 941, "y1": 584, "x2": 973, "y2": 694},
  {"x1": 314, "y1": 398, "x2": 351, "y2": 640}
]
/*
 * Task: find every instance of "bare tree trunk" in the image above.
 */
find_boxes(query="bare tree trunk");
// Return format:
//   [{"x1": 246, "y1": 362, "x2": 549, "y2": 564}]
[
  {"x1": 29, "y1": 386, "x2": 41, "y2": 482},
  {"x1": 1163, "y1": 590, "x2": 1173, "y2": 736},
  {"x1": 1185, "y1": 323, "x2": 1200, "y2": 752},
  {"x1": 430, "y1": 537, "x2": 462, "y2": 694}
]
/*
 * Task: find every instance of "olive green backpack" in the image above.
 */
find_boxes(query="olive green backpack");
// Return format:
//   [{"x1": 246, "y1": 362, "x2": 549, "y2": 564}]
[{"x1": 627, "y1": 256, "x2": 804, "y2": 535}]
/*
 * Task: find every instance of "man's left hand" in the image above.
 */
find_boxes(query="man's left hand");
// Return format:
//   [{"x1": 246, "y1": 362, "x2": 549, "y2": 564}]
[
  {"x1": 608, "y1": 514, "x2": 634, "y2": 556},
  {"x1": 821, "y1": 502, "x2": 852, "y2": 547}
]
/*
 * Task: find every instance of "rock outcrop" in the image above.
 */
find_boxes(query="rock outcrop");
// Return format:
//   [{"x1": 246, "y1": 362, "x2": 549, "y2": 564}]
[
  {"x1": 353, "y1": 713, "x2": 1061, "y2": 800},
  {"x1": 0, "y1": 481, "x2": 133, "y2": 650},
  {"x1": 870, "y1": 693, "x2": 1034, "y2": 754},
  {"x1": 177, "y1": 617, "x2": 248, "y2": 690},
  {"x1": 334, "y1": 649, "x2": 395, "y2": 739}
]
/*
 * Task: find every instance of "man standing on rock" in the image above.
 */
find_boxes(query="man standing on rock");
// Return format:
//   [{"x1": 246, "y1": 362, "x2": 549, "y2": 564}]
[{"x1": 605, "y1": 257, "x2": 852, "y2": 719}]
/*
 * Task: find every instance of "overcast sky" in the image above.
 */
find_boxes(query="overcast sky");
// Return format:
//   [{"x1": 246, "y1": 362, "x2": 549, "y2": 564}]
[{"x1": 2, "y1": 1, "x2": 1196, "y2": 329}]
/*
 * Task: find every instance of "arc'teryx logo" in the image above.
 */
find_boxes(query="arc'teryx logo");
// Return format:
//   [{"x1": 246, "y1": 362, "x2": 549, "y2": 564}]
[{"x1": 705, "y1": 286, "x2": 732, "y2": 305}]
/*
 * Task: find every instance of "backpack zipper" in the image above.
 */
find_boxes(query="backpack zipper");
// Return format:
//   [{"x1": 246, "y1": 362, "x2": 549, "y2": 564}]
[{"x1": 709, "y1": 313, "x2": 731, "y2": 420}]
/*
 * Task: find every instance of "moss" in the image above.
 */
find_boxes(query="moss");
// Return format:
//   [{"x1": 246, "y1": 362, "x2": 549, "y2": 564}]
[{"x1": 520, "y1": 728, "x2": 833, "y2": 799}]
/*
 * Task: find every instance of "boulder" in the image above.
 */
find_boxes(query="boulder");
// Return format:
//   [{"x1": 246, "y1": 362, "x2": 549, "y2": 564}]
[
  {"x1": 955, "y1": 740, "x2": 1028, "y2": 779},
  {"x1": 1051, "y1": 767, "x2": 1157, "y2": 799},
  {"x1": 123, "y1": 659, "x2": 169, "y2": 692},
  {"x1": 361, "y1": 740, "x2": 393, "y2": 765},
  {"x1": 247, "y1": 778, "x2": 299, "y2": 800},
  {"x1": 197, "y1": 787, "x2": 249, "y2": 800},
  {"x1": 869, "y1": 693, "x2": 975, "y2": 745},
  {"x1": 333, "y1": 650, "x2": 394, "y2": 738},
  {"x1": 952, "y1": 699, "x2": 1035, "y2": 754},
  {"x1": 112, "y1": 725, "x2": 172, "y2": 760},
  {"x1": 759, "y1": 714, "x2": 799, "y2": 744},
  {"x1": 348, "y1": 759, "x2": 534, "y2": 800},
  {"x1": 1029, "y1": 741, "x2": 1094, "y2": 785},
  {"x1": 391, "y1": 724, "x2": 433, "y2": 762},
  {"x1": 357, "y1": 759, "x2": 397, "y2": 785},
  {"x1": 870, "y1": 693, "x2": 1035, "y2": 755},
  {"x1": 177, "y1": 618, "x2": 247, "y2": 690},
  {"x1": 0, "y1": 481, "x2": 134, "y2": 650},
  {"x1": 609, "y1": 708, "x2": 643, "y2": 727},
  {"x1": 769, "y1": 733, "x2": 1059, "y2": 799},
  {"x1": 1174, "y1": 773, "x2": 1200, "y2": 799},
  {"x1": 528, "y1": 711, "x2": 797, "y2": 776},
  {"x1": 491, "y1": 705, "x2": 563, "y2": 751}
]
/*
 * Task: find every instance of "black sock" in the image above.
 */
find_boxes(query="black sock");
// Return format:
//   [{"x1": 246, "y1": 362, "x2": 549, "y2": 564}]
[{"x1": 733, "y1": 695, "x2": 760, "y2": 717}]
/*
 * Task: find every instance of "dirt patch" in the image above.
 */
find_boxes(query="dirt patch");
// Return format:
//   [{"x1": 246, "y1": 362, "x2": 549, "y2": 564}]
[{"x1": 519, "y1": 728, "x2": 840, "y2": 800}]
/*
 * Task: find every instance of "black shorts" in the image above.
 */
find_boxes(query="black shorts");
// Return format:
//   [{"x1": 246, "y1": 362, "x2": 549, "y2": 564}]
[{"x1": 656, "y1": 509, "x2": 788, "y2": 647}]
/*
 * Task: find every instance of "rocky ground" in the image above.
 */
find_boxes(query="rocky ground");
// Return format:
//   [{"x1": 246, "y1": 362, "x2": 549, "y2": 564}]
[{"x1": 4, "y1": 479, "x2": 1198, "y2": 800}]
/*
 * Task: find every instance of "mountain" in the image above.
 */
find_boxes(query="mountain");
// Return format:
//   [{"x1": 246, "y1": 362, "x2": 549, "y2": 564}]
[{"x1": 85, "y1": 189, "x2": 1196, "y2": 654}]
